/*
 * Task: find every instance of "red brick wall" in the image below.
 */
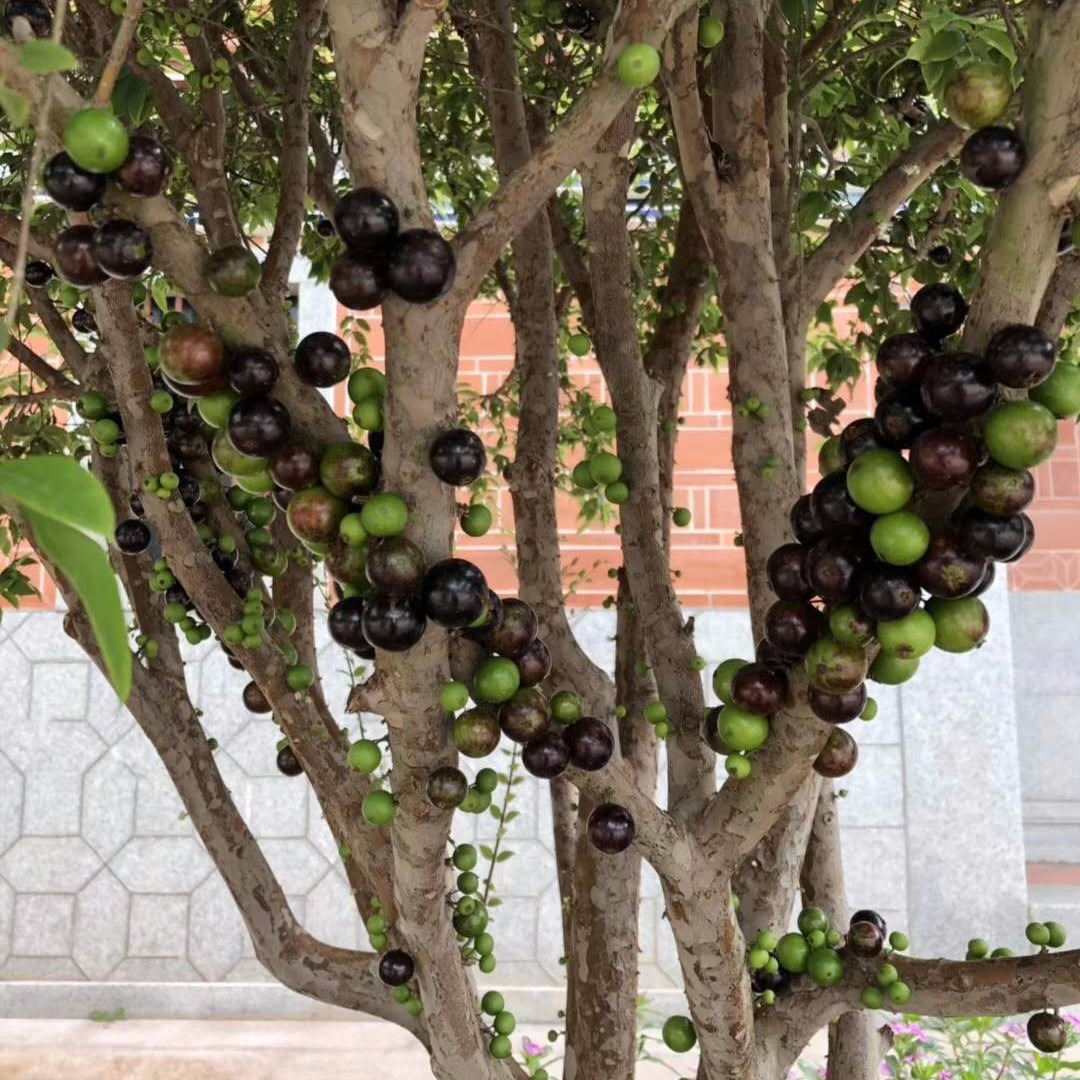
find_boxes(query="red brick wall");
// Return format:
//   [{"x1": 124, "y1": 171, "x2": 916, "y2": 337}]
[{"x1": 13, "y1": 299, "x2": 1079, "y2": 613}]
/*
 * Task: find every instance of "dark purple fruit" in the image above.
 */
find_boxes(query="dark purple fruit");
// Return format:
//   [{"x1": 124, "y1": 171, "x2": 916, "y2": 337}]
[
  {"x1": 910, "y1": 428, "x2": 979, "y2": 491},
  {"x1": 1027, "y1": 1012, "x2": 1068, "y2": 1054},
  {"x1": 228, "y1": 349, "x2": 279, "y2": 397},
  {"x1": 874, "y1": 389, "x2": 932, "y2": 449},
  {"x1": 325, "y1": 538, "x2": 368, "y2": 587},
  {"x1": 808, "y1": 682, "x2": 867, "y2": 724},
  {"x1": 160, "y1": 324, "x2": 226, "y2": 386},
  {"x1": 366, "y1": 536, "x2": 426, "y2": 596},
  {"x1": 960, "y1": 126, "x2": 1026, "y2": 190},
  {"x1": 562, "y1": 3, "x2": 596, "y2": 32},
  {"x1": 839, "y1": 417, "x2": 881, "y2": 462},
  {"x1": 858, "y1": 564, "x2": 920, "y2": 621},
  {"x1": 790, "y1": 493, "x2": 826, "y2": 546},
  {"x1": 806, "y1": 536, "x2": 869, "y2": 603},
  {"x1": 430, "y1": 428, "x2": 486, "y2": 486},
  {"x1": 957, "y1": 508, "x2": 1027, "y2": 561},
  {"x1": 54, "y1": 225, "x2": 108, "y2": 287},
  {"x1": 361, "y1": 594, "x2": 427, "y2": 652},
  {"x1": 985, "y1": 324, "x2": 1055, "y2": 389},
  {"x1": 764, "y1": 600, "x2": 825, "y2": 656},
  {"x1": 421, "y1": 558, "x2": 488, "y2": 629},
  {"x1": 911, "y1": 283, "x2": 967, "y2": 342},
  {"x1": 386, "y1": 229, "x2": 455, "y2": 303},
  {"x1": 846, "y1": 920, "x2": 885, "y2": 958},
  {"x1": 499, "y1": 687, "x2": 551, "y2": 743},
  {"x1": 228, "y1": 396, "x2": 291, "y2": 456},
  {"x1": 767, "y1": 543, "x2": 811, "y2": 602},
  {"x1": 812, "y1": 471, "x2": 873, "y2": 535},
  {"x1": 72, "y1": 308, "x2": 97, "y2": 334},
  {"x1": 316, "y1": 217, "x2": 335, "y2": 239},
  {"x1": 92, "y1": 219, "x2": 152, "y2": 279},
  {"x1": 114, "y1": 518, "x2": 151, "y2": 554},
  {"x1": 970, "y1": 464, "x2": 1035, "y2": 516},
  {"x1": 731, "y1": 662, "x2": 786, "y2": 714},
  {"x1": 269, "y1": 441, "x2": 320, "y2": 491},
  {"x1": 242, "y1": 681, "x2": 271, "y2": 714},
  {"x1": 319, "y1": 442, "x2": 377, "y2": 500},
  {"x1": 756, "y1": 637, "x2": 795, "y2": 670},
  {"x1": 920, "y1": 354, "x2": 997, "y2": 421},
  {"x1": 751, "y1": 967, "x2": 792, "y2": 995},
  {"x1": 212, "y1": 545, "x2": 238, "y2": 572},
  {"x1": 876, "y1": 333, "x2": 932, "y2": 388},
  {"x1": 276, "y1": 745, "x2": 303, "y2": 776},
  {"x1": 330, "y1": 255, "x2": 385, "y2": 311},
  {"x1": 112, "y1": 135, "x2": 173, "y2": 197},
  {"x1": 3, "y1": 0, "x2": 52, "y2": 38},
  {"x1": 1003, "y1": 513, "x2": 1035, "y2": 563},
  {"x1": 704, "y1": 705, "x2": 727, "y2": 753},
  {"x1": 969, "y1": 559, "x2": 997, "y2": 596},
  {"x1": 43, "y1": 152, "x2": 106, "y2": 211},
  {"x1": 916, "y1": 532, "x2": 988, "y2": 598},
  {"x1": 522, "y1": 730, "x2": 570, "y2": 778},
  {"x1": 453, "y1": 707, "x2": 501, "y2": 757},
  {"x1": 516, "y1": 637, "x2": 551, "y2": 687},
  {"x1": 813, "y1": 727, "x2": 859, "y2": 776},
  {"x1": 565, "y1": 716, "x2": 614, "y2": 771},
  {"x1": 24, "y1": 259, "x2": 53, "y2": 288},
  {"x1": 427, "y1": 766, "x2": 468, "y2": 809},
  {"x1": 295, "y1": 331, "x2": 351, "y2": 388},
  {"x1": 489, "y1": 598, "x2": 538, "y2": 659},
  {"x1": 333, "y1": 188, "x2": 399, "y2": 256},
  {"x1": 378, "y1": 949, "x2": 414, "y2": 987},
  {"x1": 928, "y1": 244, "x2": 952, "y2": 267},
  {"x1": 462, "y1": 589, "x2": 503, "y2": 645},
  {"x1": 587, "y1": 803, "x2": 635, "y2": 853},
  {"x1": 850, "y1": 909, "x2": 886, "y2": 934}
]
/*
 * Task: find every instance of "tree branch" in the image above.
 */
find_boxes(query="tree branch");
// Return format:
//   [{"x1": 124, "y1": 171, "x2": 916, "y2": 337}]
[
  {"x1": 1038, "y1": 250, "x2": 1080, "y2": 337},
  {"x1": 6, "y1": 338, "x2": 80, "y2": 394}
]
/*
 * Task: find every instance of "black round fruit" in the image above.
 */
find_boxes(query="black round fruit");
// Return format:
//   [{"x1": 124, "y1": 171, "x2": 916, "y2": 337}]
[
  {"x1": 276, "y1": 745, "x2": 303, "y2": 776},
  {"x1": 499, "y1": 687, "x2": 550, "y2": 743},
  {"x1": 790, "y1": 493, "x2": 826, "y2": 546},
  {"x1": 876, "y1": 333, "x2": 932, "y2": 389},
  {"x1": 516, "y1": 636, "x2": 551, "y2": 687},
  {"x1": 970, "y1": 464, "x2": 1035, "y2": 516},
  {"x1": 229, "y1": 349, "x2": 279, "y2": 397},
  {"x1": 24, "y1": 260, "x2": 53, "y2": 288},
  {"x1": 328, "y1": 597, "x2": 376, "y2": 657},
  {"x1": 270, "y1": 442, "x2": 320, "y2": 491},
  {"x1": 378, "y1": 949, "x2": 415, "y2": 987},
  {"x1": 315, "y1": 217, "x2": 335, "y2": 239},
  {"x1": 3, "y1": 0, "x2": 52, "y2": 37},
  {"x1": 72, "y1": 308, "x2": 97, "y2": 334},
  {"x1": 489, "y1": 598, "x2": 538, "y2": 659},
  {"x1": 366, "y1": 536, "x2": 427, "y2": 596},
  {"x1": 812, "y1": 471, "x2": 873, "y2": 535},
  {"x1": 928, "y1": 244, "x2": 952, "y2": 267},
  {"x1": 957, "y1": 508, "x2": 1027, "y2": 562},
  {"x1": 806, "y1": 536, "x2": 869, "y2": 603},
  {"x1": 386, "y1": 229, "x2": 456, "y2": 303},
  {"x1": 242, "y1": 681, "x2": 271, "y2": 714},
  {"x1": 427, "y1": 766, "x2": 469, "y2": 809},
  {"x1": 751, "y1": 967, "x2": 792, "y2": 996},
  {"x1": 847, "y1": 920, "x2": 885, "y2": 958},
  {"x1": 361, "y1": 594, "x2": 427, "y2": 652},
  {"x1": 911, "y1": 283, "x2": 967, "y2": 342},
  {"x1": 112, "y1": 135, "x2": 173, "y2": 198},
  {"x1": 430, "y1": 428, "x2": 486, "y2": 486},
  {"x1": 916, "y1": 532, "x2": 988, "y2": 599},
  {"x1": 1003, "y1": 513, "x2": 1035, "y2": 564},
  {"x1": 814, "y1": 726, "x2": 859, "y2": 776},
  {"x1": 850, "y1": 909, "x2": 887, "y2": 934},
  {"x1": 565, "y1": 716, "x2": 614, "y2": 771},
  {"x1": 1027, "y1": 1012, "x2": 1068, "y2": 1054},
  {"x1": 227, "y1": 396, "x2": 291, "y2": 456},
  {"x1": 808, "y1": 683, "x2": 867, "y2": 724},
  {"x1": 764, "y1": 600, "x2": 825, "y2": 656},
  {"x1": 43, "y1": 152, "x2": 106, "y2": 211},
  {"x1": 839, "y1": 417, "x2": 881, "y2": 462},
  {"x1": 731, "y1": 662, "x2": 786, "y2": 714},
  {"x1": 522, "y1": 730, "x2": 570, "y2": 778},
  {"x1": 910, "y1": 428, "x2": 979, "y2": 491},
  {"x1": 421, "y1": 558, "x2": 488, "y2": 629},
  {"x1": 54, "y1": 225, "x2": 108, "y2": 287},
  {"x1": 985, "y1": 324, "x2": 1055, "y2": 389},
  {"x1": 114, "y1": 518, "x2": 151, "y2": 554},
  {"x1": 858, "y1": 563, "x2": 920, "y2": 621},
  {"x1": 330, "y1": 254, "x2": 386, "y2": 311},
  {"x1": 960, "y1": 126, "x2": 1027, "y2": 190},
  {"x1": 874, "y1": 389, "x2": 932, "y2": 450},
  {"x1": 333, "y1": 188, "x2": 399, "y2": 256},
  {"x1": 295, "y1": 331, "x2": 351, "y2": 388},
  {"x1": 766, "y1": 543, "x2": 812, "y2": 602},
  {"x1": 587, "y1": 803, "x2": 635, "y2": 853},
  {"x1": 919, "y1": 353, "x2": 997, "y2": 421}
]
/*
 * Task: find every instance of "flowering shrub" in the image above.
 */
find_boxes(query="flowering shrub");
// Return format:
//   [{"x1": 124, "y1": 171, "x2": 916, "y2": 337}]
[{"x1": 793, "y1": 1014, "x2": 1080, "y2": 1079}]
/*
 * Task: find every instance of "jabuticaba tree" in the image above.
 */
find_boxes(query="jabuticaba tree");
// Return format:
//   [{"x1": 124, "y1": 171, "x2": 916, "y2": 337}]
[{"x1": 2, "y1": 1, "x2": 1080, "y2": 1078}]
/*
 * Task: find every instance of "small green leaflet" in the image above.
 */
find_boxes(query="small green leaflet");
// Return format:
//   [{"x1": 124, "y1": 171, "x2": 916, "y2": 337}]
[
  {"x1": 17, "y1": 40, "x2": 78, "y2": 74},
  {"x1": 23, "y1": 508, "x2": 130, "y2": 701},
  {"x1": 0, "y1": 456, "x2": 115, "y2": 537},
  {"x1": 0, "y1": 83, "x2": 28, "y2": 127}
]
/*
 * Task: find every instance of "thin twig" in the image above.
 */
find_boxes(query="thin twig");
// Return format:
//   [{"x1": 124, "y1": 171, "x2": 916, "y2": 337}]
[{"x1": 93, "y1": 0, "x2": 145, "y2": 108}]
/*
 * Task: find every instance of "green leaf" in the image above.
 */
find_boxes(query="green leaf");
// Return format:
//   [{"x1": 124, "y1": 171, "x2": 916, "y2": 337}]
[
  {"x1": 0, "y1": 456, "x2": 115, "y2": 537},
  {"x1": 920, "y1": 29, "x2": 965, "y2": 63},
  {"x1": 0, "y1": 85, "x2": 29, "y2": 128},
  {"x1": 495, "y1": 850, "x2": 514, "y2": 862},
  {"x1": 17, "y1": 40, "x2": 79, "y2": 74},
  {"x1": 479, "y1": 844, "x2": 495, "y2": 860},
  {"x1": 25, "y1": 509, "x2": 130, "y2": 701},
  {"x1": 976, "y1": 26, "x2": 1017, "y2": 66}
]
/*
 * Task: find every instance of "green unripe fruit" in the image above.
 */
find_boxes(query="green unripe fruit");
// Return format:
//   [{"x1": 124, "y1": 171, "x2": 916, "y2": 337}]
[
  {"x1": 227, "y1": 486, "x2": 253, "y2": 511},
  {"x1": 453, "y1": 844, "x2": 478, "y2": 871},
  {"x1": 869, "y1": 652, "x2": 920, "y2": 685},
  {"x1": 818, "y1": 436, "x2": 846, "y2": 476},
  {"x1": 927, "y1": 596, "x2": 989, "y2": 653},
  {"x1": 990, "y1": 947, "x2": 1015, "y2": 958},
  {"x1": 63, "y1": 108, "x2": 130, "y2": 173},
  {"x1": 889, "y1": 931, "x2": 909, "y2": 952},
  {"x1": 828, "y1": 604, "x2": 875, "y2": 647},
  {"x1": 360, "y1": 493, "x2": 408, "y2": 538},
  {"x1": 588, "y1": 451, "x2": 622, "y2": 486},
  {"x1": 473, "y1": 656, "x2": 521, "y2": 704},
  {"x1": 713, "y1": 658, "x2": 749, "y2": 704},
  {"x1": 775, "y1": 932, "x2": 810, "y2": 974},
  {"x1": 460, "y1": 788, "x2": 491, "y2": 814},
  {"x1": 983, "y1": 401, "x2": 1058, "y2": 469},
  {"x1": 77, "y1": 391, "x2": 110, "y2": 420},
  {"x1": 493, "y1": 1011, "x2": 516, "y2": 1036},
  {"x1": 461, "y1": 504, "x2": 493, "y2": 537},
  {"x1": 488, "y1": 1035, "x2": 512, "y2": 1060},
  {"x1": 887, "y1": 981, "x2": 911, "y2": 1005},
  {"x1": 797, "y1": 907, "x2": 829, "y2": 936},
  {"x1": 392, "y1": 986, "x2": 411, "y2": 1004},
  {"x1": 474, "y1": 932, "x2": 495, "y2": 956},
  {"x1": 644, "y1": 701, "x2": 667, "y2": 724},
  {"x1": 457, "y1": 871, "x2": 480, "y2": 895},
  {"x1": 967, "y1": 938, "x2": 989, "y2": 959},
  {"x1": 478, "y1": 954, "x2": 496, "y2": 974},
  {"x1": 567, "y1": 333, "x2": 591, "y2": 356},
  {"x1": 347, "y1": 367, "x2": 386, "y2": 404},
  {"x1": 875, "y1": 963, "x2": 899, "y2": 987},
  {"x1": 760, "y1": 989, "x2": 776, "y2": 1006},
  {"x1": 876, "y1": 609, "x2": 936, "y2": 660},
  {"x1": 440, "y1": 681, "x2": 470, "y2": 712},
  {"x1": 1026, "y1": 922, "x2": 1051, "y2": 946},
  {"x1": 369, "y1": 931, "x2": 388, "y2": 950},
  {"x1": 846, "y1": 449, "x2": 914, "y2": 515},
  {"x1": 474, "y1": 768, "x2": 498, "y2": 795},
  {"x1": 366, "y1": 914, "x2": 386, "y2": 935},
  {"x1": 661, "y1": 1015, "x2": 697, "y2": 1053},
  {"x1": 246, "y1": 499, "x2": 276, "y2": 528},
  {"x1": 807, "y1": 930, "x2": 826, "y2": 950},
  {"x1": 1030, "y1": 361, "x2": 1080, "y2": 418},
  {"x1": 91, "y1": 418, "x2": 121, "y2": 444},
  {"x1": 352, "y1": 398, "x2": 383, "y2": 431},
  {"x1": 747, "y1": 947, "x2": 770, "y2": 970},
  {"x1": 571, "y1": 461, "x2": 597, "y2": 489},
  {"x1": 697, "y1": 14, "x2": 724, "y2": 48},
  {"x1": 588, "y1": 403, "x2": 617, "y2": 433},
  {"x1": 480, "y1": 990, "x2": 504, "y2": 1016},
  {"x1": 860, "y1": 986, "x2": 884, "y2": 1009},
  {"x1": 806, "y1": 947, "x2": 844, "y2": 988},
  {"x1": 673, "y1": 507, "x2": 692, "y2": 527},
  {"x1": 725, "y1": 754, "x2": 751, "y2": 779},
  {"x1": 616, "y1": 43, "x2": 661, "y2": 88},
  {"x1": 755, "y1": 931, "x2": 779, "y2": 951},
  {"x1": 550, "y1": 690, "x2": 583, "y2": 723},
  {"x1": 717, "y1": 706, "x2": 769, "y2": 752},
  {"x1": 348, "y1": 739, "x2": 382, "y2": 774},
  {"x1": 149, "y1": 390, "x2": 174, "y2": 414},
  {"x1": 361, "y1": 789, "x2": 397, "y2": 826},
  {"x1": 944, "y1": 63, "x2": 1013, "y2": 129},
  {"x1": 871, "y1": 511, "x2": 931, "y2": 566},
  {"x1": 605, "y1": 480, "x2": 630, "y2": 504},
  {"x1": 1046, "y1": 922, "x2": 1068, "y2": 948}
]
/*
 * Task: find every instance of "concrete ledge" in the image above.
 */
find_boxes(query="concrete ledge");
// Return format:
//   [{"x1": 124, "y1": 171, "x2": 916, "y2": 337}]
[{"x1": 0, "y1": 982, "x2": 688, "y2": 1025}]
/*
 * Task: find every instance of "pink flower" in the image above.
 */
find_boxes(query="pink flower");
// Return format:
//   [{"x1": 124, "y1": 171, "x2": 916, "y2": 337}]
[
  {"x1": 889, "y1": 1021, "x2": 929, "y2": 1041},
  {"x1": 522, "y1": 1038, "x2": 546, "y2": 1058},
  {"x1": 1065, "y1": 1014, "x2": 1080, "y2": 1032}
]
